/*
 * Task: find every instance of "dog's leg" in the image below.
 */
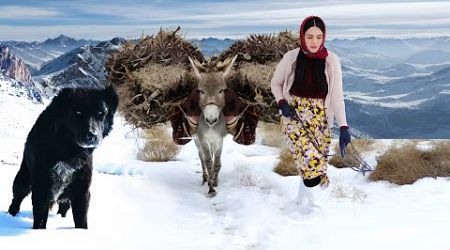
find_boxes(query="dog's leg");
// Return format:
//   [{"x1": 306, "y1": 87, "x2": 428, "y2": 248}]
[
  {"x1": 31, "y1": 184, "x2": 51, "y2": 229},
  {"x1": 57, "y1": 201, "x2": 71, "y2": 218},
  {"x1": 70, "y1": 169, "x2": 91, "y2": 229},
  {"x1": 8, "y1": 162, "x2": 31, "y2": 216},
  {"x1": 71, "y1": 189, "x2": 90, "y2": 229}
]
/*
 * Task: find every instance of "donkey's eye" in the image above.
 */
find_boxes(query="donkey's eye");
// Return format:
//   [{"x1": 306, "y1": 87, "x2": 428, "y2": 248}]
[
  {"x1": 75, "y1": 111, "x2": 82, "y2": 116},
  {"x1": 197, "y1": 90, "x2": 205, "y2": 95},
  {"x1": 219, "y1": 89, "x2": 225, "y2": 94}
]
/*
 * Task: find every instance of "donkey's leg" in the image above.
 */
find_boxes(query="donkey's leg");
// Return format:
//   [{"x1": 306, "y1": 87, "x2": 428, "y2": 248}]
[
  {"x1": 202, "y1": 148, "x2": 217, "y2": 197},
  {"x1": 200, "y1": 159, "x2": 208, "y2": 185},
  {"x1": 195, "y1": 140, "x2": 208, "y2": 185},
  {"x1": 212, "y1": 147, "x2": 223, "y2": 187}
]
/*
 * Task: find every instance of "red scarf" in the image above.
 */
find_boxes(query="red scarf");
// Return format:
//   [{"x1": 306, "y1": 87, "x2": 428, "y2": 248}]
[{"x1": 299, "y1": 16, "x2": 328, "y2": 59}]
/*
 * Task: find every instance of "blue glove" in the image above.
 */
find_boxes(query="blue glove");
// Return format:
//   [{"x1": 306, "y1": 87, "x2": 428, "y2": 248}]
[
  {"x1": 278, "y1": 100, "x2": 295, "y2": 118},
  {"x1": 339, "y1": 126, "x2": 351, "y2": 158}
]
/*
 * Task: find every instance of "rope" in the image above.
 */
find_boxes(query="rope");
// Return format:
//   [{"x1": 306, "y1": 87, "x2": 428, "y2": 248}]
[{"x1": 343, "y1": 142, "x2": 374, "y2": 176}]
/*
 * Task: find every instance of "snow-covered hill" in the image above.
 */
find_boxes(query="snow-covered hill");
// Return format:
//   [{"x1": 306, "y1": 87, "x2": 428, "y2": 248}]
[
  {"x1": 0, "y1": 74, "x2": 42, "y2": 103},
  {"x1": 0, "y1": 85, "x2": 449, "y2": 250}
]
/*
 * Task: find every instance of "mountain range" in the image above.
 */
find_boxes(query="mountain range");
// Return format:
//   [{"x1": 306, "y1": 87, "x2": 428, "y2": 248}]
[{"x1": 1, "y1": 35, "x2": 449, "y2": 138}]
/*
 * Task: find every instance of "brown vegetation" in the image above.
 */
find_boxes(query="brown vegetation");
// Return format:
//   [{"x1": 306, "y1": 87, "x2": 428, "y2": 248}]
[
  {"x1": 273, "y1": 147, "x2": 298, "y2": 176},
  {"x1": 369, "y1": 141, "x2": 450, "y2": 185},
  {"x1": 137, "y1": 126, "x2": 179, "y2": 162},
  {"x1": 258, "y1": 122, "x2": 283, "y2": 147}
]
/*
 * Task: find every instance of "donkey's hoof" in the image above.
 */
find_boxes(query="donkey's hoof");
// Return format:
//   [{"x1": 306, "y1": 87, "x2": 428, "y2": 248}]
[
  {"x1": 207, "y1": 190, "x2": 217, "y2": 198},
  {"x1": 213, "y1": 180, "x2": 219, "y2": 187}
]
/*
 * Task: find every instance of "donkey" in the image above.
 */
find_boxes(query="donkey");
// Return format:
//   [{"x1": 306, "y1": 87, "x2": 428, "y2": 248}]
[{"x1": 188, "y1": 55, "x2": 237, "y2": 197}]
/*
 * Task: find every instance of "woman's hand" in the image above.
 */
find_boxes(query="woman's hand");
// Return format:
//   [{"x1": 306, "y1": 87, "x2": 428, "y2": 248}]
[
  {"x1": 278, "y1": 99, "x2": 295, "y2": 118},
  {"x1": 339, "y1": 126, "x2": 351, "y2": 158}
]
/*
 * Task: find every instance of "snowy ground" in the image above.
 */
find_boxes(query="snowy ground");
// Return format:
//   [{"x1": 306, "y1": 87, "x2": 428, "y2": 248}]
[{"x1": 1, "y1": 92, "x2": 450, "y2": 250}]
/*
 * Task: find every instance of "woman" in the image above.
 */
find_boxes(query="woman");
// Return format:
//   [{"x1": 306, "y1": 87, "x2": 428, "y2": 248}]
[{"x1": 271, "y1": 16, "x2": 351, "y2": 189}]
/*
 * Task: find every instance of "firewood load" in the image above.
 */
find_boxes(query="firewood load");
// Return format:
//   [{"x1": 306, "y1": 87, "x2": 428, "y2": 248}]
[
  {"x1": 218, "y1": 31, "x2": 298, "y2": 123},
  {"x1": 106, "y1": 27, "x2": 204, "y2": 128}
]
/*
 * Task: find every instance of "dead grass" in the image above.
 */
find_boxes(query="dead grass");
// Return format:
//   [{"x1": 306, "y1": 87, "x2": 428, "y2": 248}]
[
  {"x1": 258, "y1": 122, "x2": 283, "y2": 147},
  {"x1": 137, "y1": 126, "x2": 179, "y2": 162},
  {"x1": 329, "y1": 184, "x2": 367, "y2": 203},
  {"x1": 234, "y1": 161, "x2": 259, "y2": 187},
  {"x1": 328, "y1": 139, "x2": 375, "y2": 169},
  {"x1": 273, "y1": 147, "x2": 298, "y2": 176},
  {"x1": 369, "y1": 140, "x2": 450, "y2": 185}
]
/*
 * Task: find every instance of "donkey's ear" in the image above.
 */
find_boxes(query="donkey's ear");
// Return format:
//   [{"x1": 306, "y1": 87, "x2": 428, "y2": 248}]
[
  {"x1": 188, "y1": 56, "x2": 205, "y2": 79},
  {"x1": 218, "y1": 55, "x2": 238, "y2": 78}
]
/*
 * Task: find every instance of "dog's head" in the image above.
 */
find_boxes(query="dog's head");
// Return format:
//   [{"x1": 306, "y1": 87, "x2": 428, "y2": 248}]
[{"x1": 52, "y1": 85, "x2": 119, "y2": 149}]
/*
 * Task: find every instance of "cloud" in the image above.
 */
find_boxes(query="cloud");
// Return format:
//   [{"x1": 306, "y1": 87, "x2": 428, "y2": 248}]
[
  {"x1": 0, "y1": 1, "x2": 449, "y2": 40},
  {"x1": 0, "y1": 5, "x2": 62, "y2": 19}
]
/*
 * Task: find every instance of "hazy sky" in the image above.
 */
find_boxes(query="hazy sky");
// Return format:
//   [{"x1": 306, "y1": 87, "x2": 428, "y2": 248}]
[{"x1": 0, "y1": 0, "x2": 449, "y2": 41}]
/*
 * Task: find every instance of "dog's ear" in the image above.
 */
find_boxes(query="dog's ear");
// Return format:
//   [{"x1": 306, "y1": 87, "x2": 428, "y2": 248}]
[
  {"x1": 102, "y1": 85, "x2": 119, "y2": 137},
  {"x1": 104, "y1": 85, "x2": 119, "y2": 115},
  {"x1": 50, "y1": 88, "x2": 75, "y2": 113}
]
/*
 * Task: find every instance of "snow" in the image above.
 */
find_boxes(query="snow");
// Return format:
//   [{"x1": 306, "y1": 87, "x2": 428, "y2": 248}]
[{"x1": 1, "y1": 92, "x2": 450, "y2": 250}]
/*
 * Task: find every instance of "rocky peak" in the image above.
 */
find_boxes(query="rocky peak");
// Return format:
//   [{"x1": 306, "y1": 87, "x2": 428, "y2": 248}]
[{"x1": 0, "y1": 45, "x2": 32, "y2": 83}]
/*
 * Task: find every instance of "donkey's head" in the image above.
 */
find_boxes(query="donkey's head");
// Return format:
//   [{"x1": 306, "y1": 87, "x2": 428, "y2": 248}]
[{"x1": 188, "y1": 55, "x2": 237, "y2": 127}]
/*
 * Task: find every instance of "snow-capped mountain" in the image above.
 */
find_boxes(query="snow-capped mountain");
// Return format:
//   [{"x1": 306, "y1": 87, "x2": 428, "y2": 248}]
[
  {"x1": 34, "y1": 38, "x2": 125, "y2": 92},
  {"x1": 0, "y1": 35, "x2": 98, "y2": 70},
  {"x1": 3, "y1": 35, "x2": 447, "y2": 138}
]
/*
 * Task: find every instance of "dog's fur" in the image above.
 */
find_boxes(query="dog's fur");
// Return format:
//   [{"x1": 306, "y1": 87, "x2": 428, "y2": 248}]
[{"x1": 8, "y1": 86, "x2": 118, "y2": 229}]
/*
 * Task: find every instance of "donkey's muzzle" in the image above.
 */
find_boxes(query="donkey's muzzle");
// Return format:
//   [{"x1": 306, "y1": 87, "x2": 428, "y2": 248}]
[{"x1": 203, "y1": 104, "x2": 221, "y2": 127}]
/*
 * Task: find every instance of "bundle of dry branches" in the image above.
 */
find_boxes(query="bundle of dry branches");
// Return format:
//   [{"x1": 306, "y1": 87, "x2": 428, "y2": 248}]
[
  {"x1": 218, "y1": 31, "x2": 298, "y2": 123},
  {"x1": 105, "y1": 27, "x2": 204, "y2": 128}
]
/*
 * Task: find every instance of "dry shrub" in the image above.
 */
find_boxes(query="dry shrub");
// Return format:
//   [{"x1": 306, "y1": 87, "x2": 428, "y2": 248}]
[
  {"x1": 273, "y1": 147, "x2": 298, "y2": 176},
  {"x1": 137, "y1": 126, "x2": 179, "y2": 162},
  {"x1": 369, "y1": 140, "x2": 450, "y2": 185},
  {"x1": 258, "y1": 122, "x2": 283, "y2": 147},
  {"x1": 328, "y1": 139, "x2": 375, "y2": 169}
]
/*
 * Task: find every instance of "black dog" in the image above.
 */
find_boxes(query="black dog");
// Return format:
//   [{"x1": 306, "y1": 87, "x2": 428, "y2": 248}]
[{"x1": 8, "y1": 86, "x2": 118, "y2": 229}]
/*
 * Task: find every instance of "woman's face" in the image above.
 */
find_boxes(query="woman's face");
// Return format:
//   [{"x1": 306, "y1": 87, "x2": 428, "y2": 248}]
[{"x1": 304, "y1": 26, "x2": 323, "y2": 53}]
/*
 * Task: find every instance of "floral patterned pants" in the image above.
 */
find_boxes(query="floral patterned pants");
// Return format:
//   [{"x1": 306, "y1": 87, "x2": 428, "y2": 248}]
[{"x1": 281, "y1": 96, "x2": 332, "y2": 188}]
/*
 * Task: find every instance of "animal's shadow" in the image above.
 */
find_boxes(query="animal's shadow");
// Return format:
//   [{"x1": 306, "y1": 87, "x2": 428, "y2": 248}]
[
  {"x1": 0, "y1": 209, "x2": 76, "y2": 235},
  {"x1": 0, "y1": 210, "x2": 32, "y2": 236}
]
